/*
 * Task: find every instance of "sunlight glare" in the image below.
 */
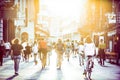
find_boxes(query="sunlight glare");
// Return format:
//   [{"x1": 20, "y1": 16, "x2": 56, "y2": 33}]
[{"x1": 43, "y1": 0, "x2": 87, "y2": 19}]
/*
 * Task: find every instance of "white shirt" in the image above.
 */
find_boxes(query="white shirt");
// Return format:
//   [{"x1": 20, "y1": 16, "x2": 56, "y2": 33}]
[
  {"x1": 78, "y1": 45, "x2": 84, "y2": 53},
  {"x1": 32, "y1": 44, "x2": 38, "y2": 54},
  {"x1": 22, "y1": 42, "x2": 27, "y2": 50},
  {"x1": 84, "y1": 43, "x2": 96, "y2": 56},
  {"x1": 74, "y1": 42, "x2": 78, "y2": 49},
  {"x1": 4, "y1": 42, "x2": 11, "y2": 49}
]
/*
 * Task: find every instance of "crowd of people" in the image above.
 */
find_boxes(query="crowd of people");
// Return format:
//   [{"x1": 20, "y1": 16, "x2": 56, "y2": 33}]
[{"x1": 0, "y1": 36, "x2": 119, "y2": 77}]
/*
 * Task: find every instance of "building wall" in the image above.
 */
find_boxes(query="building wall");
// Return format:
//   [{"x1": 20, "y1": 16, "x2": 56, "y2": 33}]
[{"x1": 0, "y1": 19, "x2": 3, "y2": 40}]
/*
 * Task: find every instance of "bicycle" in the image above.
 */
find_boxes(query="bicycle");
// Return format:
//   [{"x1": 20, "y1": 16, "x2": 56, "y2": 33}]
[{"x1": 83, "y1": 55, "x2": 94, "y2": 80}]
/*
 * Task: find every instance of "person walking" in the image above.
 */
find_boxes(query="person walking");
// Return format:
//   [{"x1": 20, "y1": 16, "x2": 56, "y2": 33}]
[
  {"x1": 98, "y1": 39, "x2": 106, "y2": 66},
  {"x1": 4, "y1": 41, "x2": 11, "y2": 57},
  {"x1": 78, "y1": 41, "x2": 84, "y2": 66},
  {"x1": 38, "y1": 38, "x2": 48, "y2": 69},
  {"x1": 115, "y1": 39, "x2": 120, "y2": 65},
  {"x1": 71, "y1": 40, "x2": 75, "y2": 57},
  {"x1": 74, "y1": 40, "x2": 78, "y2": 57},
  {"x1": 65, "y1": 39, "x2": 71, "y2": 61},
  {"x1": 24, "y1": 43, "x2": 31, "y2": 62},
  {"x1": 55, "y1": 39, "x2": 65, "y2": 69},
  {"x1": 83, "y1": 36, "x2": 96, "y2": 79},
  {"x1": 0, "y1": 40, "x2": 5, "y2": 66},
  {"x1": 21, "y1": 41, "x2": 27, "y2": 61},
  {"x1": 32, "y1": 41, "x2": 38, "y2": 65},
  {"x1": 11, "y1": 38, "x2": 23, "y2": 75}
]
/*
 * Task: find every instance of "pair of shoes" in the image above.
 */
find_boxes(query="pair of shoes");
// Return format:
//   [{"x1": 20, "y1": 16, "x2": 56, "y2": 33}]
[{"x1": 90, "y1": 62, "x2": 94, "y2": 68}]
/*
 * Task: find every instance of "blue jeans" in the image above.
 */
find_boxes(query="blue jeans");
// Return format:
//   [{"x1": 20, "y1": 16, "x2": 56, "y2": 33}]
[{"x1": 13, "y1": 55, "x2": 21, "y2": 73}]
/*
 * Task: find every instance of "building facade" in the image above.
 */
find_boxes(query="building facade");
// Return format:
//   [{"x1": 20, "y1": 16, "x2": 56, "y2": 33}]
[{"x1": 0, "y1": 0, "x2": 49, "y2": 43}]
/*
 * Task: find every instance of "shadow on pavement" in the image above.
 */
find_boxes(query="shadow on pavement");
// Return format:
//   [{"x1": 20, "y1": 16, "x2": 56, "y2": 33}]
[
  {"x1": 6, "y1": 74, "x2": 18, "y2": 80},
  {"x1": 102, "y1": 65, "x2": 110, "y2": 67},
  {"x1": 27, "y1": 69, "x2": 43, "y2": 79},
  {"x1": 57, "y1": 69, "x2": 64, "y2": 80}
]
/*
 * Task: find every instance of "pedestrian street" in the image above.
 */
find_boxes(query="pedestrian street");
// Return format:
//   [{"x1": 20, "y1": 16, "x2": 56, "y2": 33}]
[{"x1": 0, "y1": 50, "x2": 120, "y2": 80}]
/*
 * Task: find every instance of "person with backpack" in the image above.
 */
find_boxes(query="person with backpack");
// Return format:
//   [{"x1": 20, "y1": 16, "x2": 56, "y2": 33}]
[{"x1": 55, "y1": 39, "x2": 65, "y2": 69}]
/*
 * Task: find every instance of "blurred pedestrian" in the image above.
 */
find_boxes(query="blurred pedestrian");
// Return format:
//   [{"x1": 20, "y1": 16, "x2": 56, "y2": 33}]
[
  {"x1": 0, "y1": 40, "x2": 5, "y2": 66},
  {"x1": 98, "y1": 39, "x2": 106, "y2": 66},
  {"x1": 78, "y1": 41, "x2": 84, "y2": 66},
  {"x1": 55, "y1": 39, "x2": 65, "y2": 69},
  {"x1": 65, "y1": 39, "x2": 71, "y2": 61},
  {"x1": 83, "y1": 36, "x2": 96, "y2": 78},
  {"x1": 74, "y1": 40, "x2": 78, "y2": 57},
  {"x1": 21, "y1": 41, "x2": 27, "y2": 61},
  {"x1": 32, "y1": 41, "x2": 38, "y2": 65},
  {"x1": 11, "y1": 38, "x2": 23, "y2": 75},
  {"x1": 24, "y1": 43, "x2": 31, "y2": 62},
  {"x1": 4, "y1": 40, "x2": 11, "y2": 57},
  {"x1": 71, "y1": 40, "x2": 75, "y2": 57},
  {"x1": 116, "y1": 39, "x2": 120, "y2": 65},
  {"x1": 38, "y1": 38, "x2": 48, "y2": 69}
]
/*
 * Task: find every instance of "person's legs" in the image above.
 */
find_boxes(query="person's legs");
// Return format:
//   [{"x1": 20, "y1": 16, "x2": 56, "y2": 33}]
[
  {"x1": 99, "y1": 49, "x2": 103, "y2": 66},
  {"x1": 83, "y1": 56, "x2": 88, "y2": 75},
  {"x1": 79, "y1": 54, "x2": 81, "y2": 66},
  {"x1": 116, "y1": 52, "x2": 120, "y2": 65},
  {"x1": 43, "y1": 54, "x2": 47, "y2": 68},
  {"x1": 27, "y1": 54, "x2": 30, "y2": 61},
  {"x1": 34, "y1": 54, "x2": 38, "y2": 65},
  {"x1": 59, "y1": 53, "x2": 63, "y2": 69},
  {"x1": 39, "y1": 52, "x2": 42, "y2": 61},
  {"x1": 5, "y1": 49, "x2": 8, "y2": 57},
  {"x1": 14, "y1": 56, "x2": 21, "y2": 74},
  {"x1": 0, "y1": 54, "x2": 3, "y2": 66},
  {"x1": 57, "y1": 52, "x2": 60, "y2": 68},
  {"x1": 34, "y1": 54, "x2": 37, "y2": 61}
]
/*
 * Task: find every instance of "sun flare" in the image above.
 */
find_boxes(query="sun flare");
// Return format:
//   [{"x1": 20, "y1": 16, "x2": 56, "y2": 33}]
[{"x1": 41, "y1": 0, "x2": 87, "y2": 19}]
